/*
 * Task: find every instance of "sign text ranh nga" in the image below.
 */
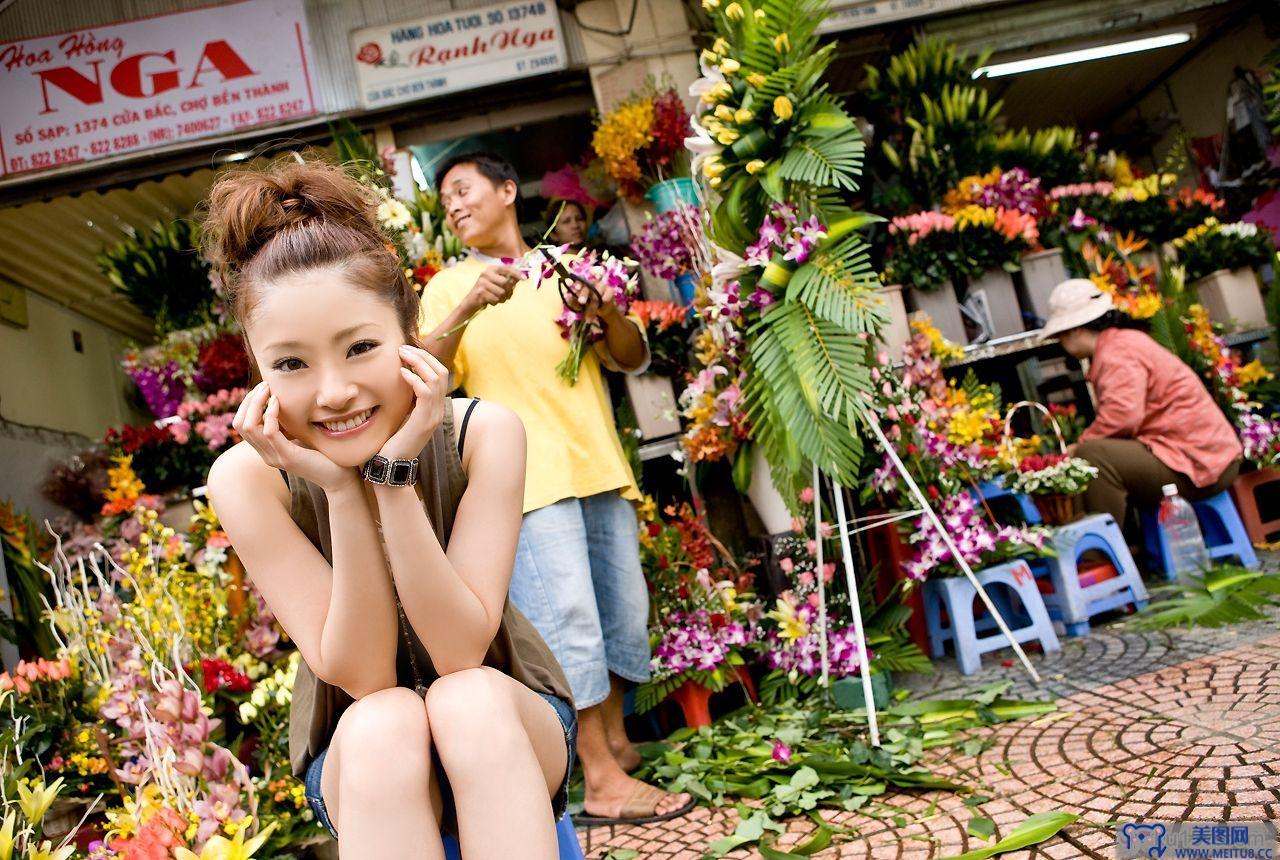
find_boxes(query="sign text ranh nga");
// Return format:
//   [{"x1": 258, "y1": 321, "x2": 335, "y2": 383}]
[{"x1": 408, "y1": 26, "x2": 558, "y2": 67}]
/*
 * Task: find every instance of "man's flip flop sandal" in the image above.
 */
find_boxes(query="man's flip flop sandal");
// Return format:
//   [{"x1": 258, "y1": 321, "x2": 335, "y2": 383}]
[{"x1": 575, "y1": 783, "x2": 697, "y2": 827}]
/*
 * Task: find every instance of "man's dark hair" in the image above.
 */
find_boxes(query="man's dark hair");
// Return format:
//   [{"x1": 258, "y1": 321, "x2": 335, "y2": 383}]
[{"x1": 433, "y1": 151, "x2": 520, "y2": 203}]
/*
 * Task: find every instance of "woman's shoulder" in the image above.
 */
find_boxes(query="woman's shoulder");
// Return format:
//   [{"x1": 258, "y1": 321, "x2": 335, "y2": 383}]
[
  {"x1": 207, "y1": 441, "x2": 290, "y2": 511},
  {"x1": 452, "y1": 398, "x2": 524, "y2": 466}
]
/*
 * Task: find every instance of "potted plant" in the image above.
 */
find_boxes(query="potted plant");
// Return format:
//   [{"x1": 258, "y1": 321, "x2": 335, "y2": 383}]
[
  {"x1": 591, "y1": 83, "x2": 692, "y2": 208},
  {"x1": 1172, "y1": 219, "x2": 1274, "y2": 330},
  {"x1": 1005, "y1": 452, "x2": 1099, "y2": 525}
]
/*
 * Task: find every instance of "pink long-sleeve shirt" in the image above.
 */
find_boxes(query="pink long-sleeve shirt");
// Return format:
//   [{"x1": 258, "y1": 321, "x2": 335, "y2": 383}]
[{"x1": 1081, "y1": 328, "x2": 1242, "y2": 487}]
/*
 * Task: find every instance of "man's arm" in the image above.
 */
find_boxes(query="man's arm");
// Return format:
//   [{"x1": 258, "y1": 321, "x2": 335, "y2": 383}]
[
  {"x1": 420, "y1": 264, "x2": 524, "y2": 369},
  {"x1": 593, "y1": 304, "x2": 648, "y2": 372}
]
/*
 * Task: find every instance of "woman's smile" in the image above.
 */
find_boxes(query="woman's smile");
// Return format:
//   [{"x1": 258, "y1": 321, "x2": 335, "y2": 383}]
[{"x1": 313, "y1": 406, "x2": 379, "y2": 438}]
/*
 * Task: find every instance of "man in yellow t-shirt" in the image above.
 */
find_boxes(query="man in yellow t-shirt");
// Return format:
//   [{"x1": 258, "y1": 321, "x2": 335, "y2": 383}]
[{"x1": 420, "y1": 152, "x2": 693, "y2": 825}]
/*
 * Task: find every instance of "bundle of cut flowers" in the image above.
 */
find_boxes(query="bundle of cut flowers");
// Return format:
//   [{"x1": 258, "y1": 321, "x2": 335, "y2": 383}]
[
  {"x1": 1005, "y1": 453, "x2": 1098, "y2": 496},
  {"x1": 1171, "y1": 218, "x2": 1274, "y2": 284},
  {"x1": 631, "y1": 204, "x2": 705, "y2": 282},
  {"x1": 550, "y1": 247, "x2": 640, "y2": 385},
  {"x1": 1082, "y1": 232, "x2": 1162, "y2": 319},
  {"x1": 903, "y1": 492, "x2": 1051, "y2": 582},
  {"x1": 591, "y1": 84, "x2": 691, "y2": 202}
]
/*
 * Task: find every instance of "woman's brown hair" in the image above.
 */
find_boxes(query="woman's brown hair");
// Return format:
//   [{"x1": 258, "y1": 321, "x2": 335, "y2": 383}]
[{"x1": 200, "y1": 155, "x2": 419, "y2": 339}]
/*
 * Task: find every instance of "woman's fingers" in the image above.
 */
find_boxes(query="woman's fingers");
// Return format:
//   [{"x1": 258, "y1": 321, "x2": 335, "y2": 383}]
[
  {"x1": 233, "y1": 382, "x2": 266, "y2": 434},
  {"x1": 262, "y1": 394, "x2": 282, "y2": 439},
  {"x1": 400, "y1": 345, "x2": 448, "y2": 389}
]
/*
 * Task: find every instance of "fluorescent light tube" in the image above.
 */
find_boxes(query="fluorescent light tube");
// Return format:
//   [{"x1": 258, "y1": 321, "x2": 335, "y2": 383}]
[{"x1": 973, "y1": 31, "x2": 1193, "y2": 78}]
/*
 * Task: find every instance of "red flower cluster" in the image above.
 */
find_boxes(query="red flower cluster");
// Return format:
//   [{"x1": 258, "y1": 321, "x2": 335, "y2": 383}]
[
  {"x1": 1018, "y1": 452, "x2": 1066, "y2": 473},
  {"x1": 194, "y1": 332, "x2": 250, "y2": 394},
  {"x1": 106, "y1": 423, "x2": 171, "y2": 454},
  {"x1": 199, "y1": 658, "x2": 253, "y2": 694},
  {"x1": 648, "y1": 88, "x2": 691, "y2": 173}
]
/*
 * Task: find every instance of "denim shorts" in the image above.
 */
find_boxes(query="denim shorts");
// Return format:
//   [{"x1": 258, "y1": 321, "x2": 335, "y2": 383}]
[
  {"x1": 303, "y1": 690, "x2": 577, "y2": 839},
  {"x1": 509, "y1": 490, "x2": 652, "y2": 708}
]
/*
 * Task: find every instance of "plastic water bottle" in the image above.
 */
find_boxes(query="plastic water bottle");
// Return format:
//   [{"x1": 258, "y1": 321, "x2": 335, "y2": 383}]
[{"x1": 1159, "y1": 484, "x2": 1210, "y2": 580}]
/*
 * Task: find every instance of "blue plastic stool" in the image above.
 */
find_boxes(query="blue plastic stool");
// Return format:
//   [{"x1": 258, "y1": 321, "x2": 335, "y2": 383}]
[
  {"x1": 443, "y1": 816, "x2": 582, "y2": 859},
  {"x1": 923, "y1": 560, "x2": 1061, "y2": 675},
  {"x1": 971, "y1": 480, "x2": 1149, "y2": 636},
  {"x1": 1140, "y1": 490, "x2": 1260, "y2": 580}
]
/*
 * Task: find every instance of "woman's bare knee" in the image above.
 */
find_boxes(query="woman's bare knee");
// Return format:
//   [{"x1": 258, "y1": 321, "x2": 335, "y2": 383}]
[
  {"x1": 425, "y1": 667, "x2": 525, "y2": 765},
  {"x1": 328, "y1": 687, "x2": 434, "y2": 816}
]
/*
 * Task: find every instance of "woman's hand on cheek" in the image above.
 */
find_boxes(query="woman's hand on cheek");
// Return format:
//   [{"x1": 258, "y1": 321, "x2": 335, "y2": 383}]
[
  {"x1": 233, "y1": 381, "x2": 359, "y2": 493},
  {"x1": 380, "y1": 345, "x2": 449, "y2": 461}
]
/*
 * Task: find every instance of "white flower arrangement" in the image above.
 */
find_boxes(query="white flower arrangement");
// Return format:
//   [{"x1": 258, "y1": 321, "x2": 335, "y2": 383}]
[{"x1": 1006, "y1": 454, "x2": 1098, "y2": 496}]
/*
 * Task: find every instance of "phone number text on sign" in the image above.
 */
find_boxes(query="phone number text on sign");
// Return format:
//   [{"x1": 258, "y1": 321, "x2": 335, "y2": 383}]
[
  {"x1": 0, "y1": 0, "x2": 316, "y2": 178},
  {"x1": 352, "y1": 0, "x2": 568, "y2": 108}
]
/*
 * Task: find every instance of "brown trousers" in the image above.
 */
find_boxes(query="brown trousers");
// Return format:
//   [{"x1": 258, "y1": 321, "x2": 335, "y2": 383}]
[{"x1": 1077, "y1": 438, "x2": 1240, "y2": 527}]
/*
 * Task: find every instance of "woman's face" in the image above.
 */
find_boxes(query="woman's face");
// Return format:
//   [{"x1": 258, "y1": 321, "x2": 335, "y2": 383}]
[
  {"x1": 1056, "y1": 327, "x2": 1096, "y2": 360},
  {"x1": 551, "y1": 203, "x2": 587, "y2": 246},
  {"x1": 245, "y1": 267, "x2": 413, "y2": 467}
]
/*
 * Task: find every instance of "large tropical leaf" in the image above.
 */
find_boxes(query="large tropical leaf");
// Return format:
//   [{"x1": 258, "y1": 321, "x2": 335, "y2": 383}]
[
  {"x1": 778, "y1": 102, "x2": 865, "y2": 190},
  {"x1": 787, "y1": 232, "x2": 884, "y2": 333}
]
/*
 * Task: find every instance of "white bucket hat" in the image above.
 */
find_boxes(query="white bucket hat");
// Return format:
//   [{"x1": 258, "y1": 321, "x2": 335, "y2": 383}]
[{"x1": 1040, "y1": 278, "x2": 1115, "y2": 338}]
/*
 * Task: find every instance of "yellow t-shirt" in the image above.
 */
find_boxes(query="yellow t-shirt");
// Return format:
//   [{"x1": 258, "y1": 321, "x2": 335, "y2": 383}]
[{"x1": 420, "y1": 258, "x2": 644, "y2": 514}]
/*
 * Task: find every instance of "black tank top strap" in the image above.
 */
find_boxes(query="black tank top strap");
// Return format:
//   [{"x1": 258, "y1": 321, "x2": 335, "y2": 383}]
[{"x1": 457, "y1": 396, "x2": 481, "y2": 458}]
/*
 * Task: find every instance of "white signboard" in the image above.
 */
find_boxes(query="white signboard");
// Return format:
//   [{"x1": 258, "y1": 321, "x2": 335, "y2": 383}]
[
  {"x1": 0, "y1": 0, "x2": 317, "y2": 178},
  {"x1": 819, "y1": 0, "x2": 1008, "y2": 34},
  {"x1": 351, "y1": 1, "x2": 566, "y2": 109}
]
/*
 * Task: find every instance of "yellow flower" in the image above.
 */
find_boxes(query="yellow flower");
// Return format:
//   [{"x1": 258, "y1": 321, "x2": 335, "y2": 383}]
[
  {"x1": 747, "y1": 72, "x2": 767, "y2": 88},
  {"x1": 702, "y1": 158, "x2": 725, "y2": 178},
  {"x1": 700, "y1": 48, "x2": 719, "y2": 66},
  {"x1": 707, "y1": 82, "x2": 734, "y2": 103},
  {"x1": 773, "y1": 96, "x2": 793, "y2": 120},
  {"x1": 773, "y1": 33, "x2": 790, "y2": 52},
  {"x1": 724, "y1": 1, "x2": 744, "y2": 18},
  {"x1": 174, "y1": 823, "x2": 277, "y2": 860},
  {"x1": 714, "y1": 104, "x2": 735, "y2": 121},
  {"x1": 23, "y1": 843, "x2": 75, "y2": 860},
  {"x1": 767, "y1": 598, "x2": 810, "y2": 641},
  {"x1": 734, "y1": 108, "x2": 754, "y2": 123},
  {"x1": 715, "y1": 128, "x2": 740, "y2": 145},
  {"x1": 638, "y1": 495, "x2": 657, "y2": 522},
  {"x1": 702, "y1": 0, "x2": 720, "y2": 9},
  {"x1": 719, "y1": 57, "x2": 741, "y2": 75},
  {"x1": 17, "y1": 777, "x2": 64, "y2": 826},
  {"x1": 0, "y1": 811, "x2": 15, "y2": 860},
  {"x1": 712, "y1": 37, "x2": 730, "y2": 54},
  {"x1": 754, "y1": 8, "x2": 766, "y2": 21},
  {"x1": 745, "y1": 159, "x2": 766, "y2": 174},
  {"x1": 709, "y1": 176, "x2": 723, "y2": 188},
  {"x1": 1238, "y1": 360, "x2": 1274, "y2": 386}
]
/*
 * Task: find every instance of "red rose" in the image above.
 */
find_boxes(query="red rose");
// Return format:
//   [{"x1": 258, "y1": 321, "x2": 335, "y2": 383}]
[
  {"x1": 709, "y1": 613, "x2": 726, "y2": 629},
  {"x1": 677, "y1": 585, "x2": 690, "y2": 600},
  {"x1": 658, "y1": 555, "x2": 669, "y2": 570},
  {"x1": 647, "y1": 522, "x2": 662, "y2": 538},
  {"x1": 356, "y1": 42, "x2": 383, "y2": 65},
  {"x1": 905, "y1": 443, "x2": 918, "y2": 456},
  {"x1": 927, "y1": 485, "x2": 940, "y2": 500}
]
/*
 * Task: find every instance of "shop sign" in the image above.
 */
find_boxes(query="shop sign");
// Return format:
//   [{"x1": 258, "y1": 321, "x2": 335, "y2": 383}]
[
  {"x1": 350, "y1": 1, "x2": 566, "y2": 109},
  {"x1": 0, "y1": 0, "x2": 317, "y2": 178},
  {"x1": 819, "y1": 0, "x2": 1007, "y2": 34}
]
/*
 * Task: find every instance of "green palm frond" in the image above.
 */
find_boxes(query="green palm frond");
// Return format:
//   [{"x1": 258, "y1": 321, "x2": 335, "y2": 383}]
[
  {"x1": 1132, "y1": 567, "x2": 1280, "y2": 630},
  {"x1": 778, "y1": 105, "x2": 865, "y2": 190},
  {"x1": 787, "y1": 232, "x2": 884, "y2": 333}
]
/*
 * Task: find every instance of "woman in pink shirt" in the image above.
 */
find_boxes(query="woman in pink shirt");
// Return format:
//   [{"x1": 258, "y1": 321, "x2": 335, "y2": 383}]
[{"x1": 1041, "y1": 279, "x2": 1242, "y2": 526}]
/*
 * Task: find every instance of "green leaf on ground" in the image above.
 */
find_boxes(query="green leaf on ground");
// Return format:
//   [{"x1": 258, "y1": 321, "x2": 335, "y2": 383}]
[
  {"x1": 967, "y1": 816, "x2": 996, "y2": 841},
  {"x1": 939, "y1": 811, "x2": 1080, "y2": 860}
]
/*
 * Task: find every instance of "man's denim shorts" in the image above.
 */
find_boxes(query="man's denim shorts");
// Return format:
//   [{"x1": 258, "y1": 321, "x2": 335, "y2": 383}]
[{"x1": 302, "y1": 689, "x2": 577, "y2": 839}]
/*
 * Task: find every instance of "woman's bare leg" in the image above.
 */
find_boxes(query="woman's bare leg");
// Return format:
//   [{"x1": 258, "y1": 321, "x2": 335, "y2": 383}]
[
  {"x1": 321, "y1": 687, "x2": 446, "y2": 859},
  {"x1": 426, "y1": 667, "x2": 564, "y2": 860}
]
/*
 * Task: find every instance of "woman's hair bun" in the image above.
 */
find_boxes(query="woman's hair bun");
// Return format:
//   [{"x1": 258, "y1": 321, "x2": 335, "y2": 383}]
[{"x1": 201, "y1": 156, "x2": 382, "y2": 277}]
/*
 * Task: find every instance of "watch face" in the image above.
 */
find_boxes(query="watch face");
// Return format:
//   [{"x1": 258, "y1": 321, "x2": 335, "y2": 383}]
[
  {"x1": 365, "y1": 456, "x2": 390, "y2": 483},
  {"x1": 389, "y1": 460, "x2": 415, "y2": 485}
]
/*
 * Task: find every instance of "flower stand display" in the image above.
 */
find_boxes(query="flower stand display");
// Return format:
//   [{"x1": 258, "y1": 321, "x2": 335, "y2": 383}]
[
  {"x1": 923, "y1": 559, "x2": 1061, "y2": 675},
  {"x1": 907, "y1": 282, "x2": 968, "y2": 345},
  {"x1": 967, "y1": 268, "x2": 1024, "y2": 338},
  {"x1": 1141, "y1": 491, "x2": 1260, "y2": 579},
  {"x1": 1229, "y1": 467, "x2": 1280, "y2": 544},
  {"x1": 1019, "y1": 247, "x2": 1068, "y2": 325},
  {"x1": 1194, "y1": 268, "x2": 1268, "y2": 331},
  {"x1": 624, "y1": 373, "x2": 682, "y2": 440},
  {"x1": 668, "y1": 665, "x2": 759, "y2": 729},
  {"x1": 875, "y1": 284, "x2": 912, "y2": 356}
]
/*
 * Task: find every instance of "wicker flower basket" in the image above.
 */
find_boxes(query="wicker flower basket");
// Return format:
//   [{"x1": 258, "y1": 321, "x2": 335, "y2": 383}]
[{"x1": 1032, "y1": 492, "x2": 1084, "y2": 526}]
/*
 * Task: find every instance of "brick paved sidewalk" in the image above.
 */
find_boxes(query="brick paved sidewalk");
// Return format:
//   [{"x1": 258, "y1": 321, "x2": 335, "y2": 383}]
[{"x1": 578, "y1": 589, "x2": 1280, "y2": 858}]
